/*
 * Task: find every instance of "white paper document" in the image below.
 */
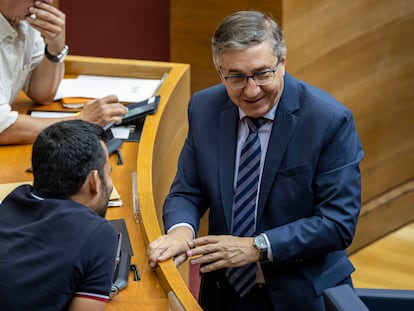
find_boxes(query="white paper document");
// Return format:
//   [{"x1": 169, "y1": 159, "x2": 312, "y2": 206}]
[
  {"x1": 110, "y1": 126, "x2": 131, "y2": 140},
  {"x1": 54, "y1": 75, "x2": 164, "y2": 103},
  {"x1": 29, "y1": 111, "x2": 78, "y2": 118},
  {"x1": 29, "y1": 111, "x2": 131, "y2": 140}
]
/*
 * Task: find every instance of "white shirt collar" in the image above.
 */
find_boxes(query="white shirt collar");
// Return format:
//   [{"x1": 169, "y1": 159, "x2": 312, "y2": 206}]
[{"x1": 0, "y1": 13, "x2": 18, "y2": 41}]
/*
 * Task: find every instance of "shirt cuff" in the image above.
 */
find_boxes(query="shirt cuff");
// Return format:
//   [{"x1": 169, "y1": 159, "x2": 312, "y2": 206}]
[
  {"x1": 167, "y1": 223, "x2": 196, "y2": 239},
  {"x1": 0, "y1": 108, "x2": 18, "y2": 134},
  {"x1": 262, "y1": 233, "x2": 274, "y2": 262}
]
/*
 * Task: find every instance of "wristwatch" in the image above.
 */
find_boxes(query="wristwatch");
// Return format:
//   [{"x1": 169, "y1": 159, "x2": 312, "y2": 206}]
[
  {"x1": 253, "y1": 233, "x2": 269, "y2": 262},
  {"x1": 44, "y1": 44, "x2": 69, "y2": 63}
]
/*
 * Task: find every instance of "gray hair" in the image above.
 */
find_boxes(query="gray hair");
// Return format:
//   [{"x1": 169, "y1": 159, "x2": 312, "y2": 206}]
[{"x1": 211, "y1": 10, "x2": 286, "y2": 66}]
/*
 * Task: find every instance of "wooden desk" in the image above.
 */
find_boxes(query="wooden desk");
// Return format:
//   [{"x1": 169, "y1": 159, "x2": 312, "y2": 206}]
[{"x1": 1, "y1": 56, "x2": 201, "y2": 310}]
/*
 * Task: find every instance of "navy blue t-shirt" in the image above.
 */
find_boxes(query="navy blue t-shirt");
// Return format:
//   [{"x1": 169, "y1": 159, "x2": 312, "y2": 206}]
[{"x1": 0, "y1": 185, "x2": 118, "y2": 310}]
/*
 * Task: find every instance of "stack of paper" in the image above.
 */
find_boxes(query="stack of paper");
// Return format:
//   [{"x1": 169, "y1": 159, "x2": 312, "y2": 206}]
[{"x1": 54, "y1": 75, "x2": 166, "y2": 105}]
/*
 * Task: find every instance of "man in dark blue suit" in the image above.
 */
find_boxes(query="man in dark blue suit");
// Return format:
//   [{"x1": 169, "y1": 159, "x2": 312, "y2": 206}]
[{"x1": 148, "y1": 10, "x2": 364, "y2": 311}]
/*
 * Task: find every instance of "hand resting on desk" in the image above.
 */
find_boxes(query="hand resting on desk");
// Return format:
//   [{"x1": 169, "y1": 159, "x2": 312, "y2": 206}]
[
  {"x1": 79, "y1": 95, "x2": 128, "y2": 128},
  {"x1": 1, "y1": 95, "x2": 128, "y2": 146}
]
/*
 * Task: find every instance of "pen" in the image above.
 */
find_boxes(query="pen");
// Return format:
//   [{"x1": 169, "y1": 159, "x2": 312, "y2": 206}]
[
  {"x1": 116, "y1": 149, "x2": 123, "y2": 165},
  {"x1": 115, "y1": 233, "x2": 122, "y2": 267},
  {"x1": 103, "y1": 120, "x2": 115, "y2": 131},
  {"x1": 131, "y1": 172, "x2": 140, "y2": 223}
]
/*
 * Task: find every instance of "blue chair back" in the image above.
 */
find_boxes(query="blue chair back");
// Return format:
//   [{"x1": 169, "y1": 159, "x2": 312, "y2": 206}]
[{"x1": 356, "y1": 288, "x2": 414, "y2": 311}]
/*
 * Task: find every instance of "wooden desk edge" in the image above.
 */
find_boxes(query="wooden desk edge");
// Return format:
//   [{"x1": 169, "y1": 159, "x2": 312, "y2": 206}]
[{"x1": 135, "y1": 59, "x2": 202, "y2": 310}]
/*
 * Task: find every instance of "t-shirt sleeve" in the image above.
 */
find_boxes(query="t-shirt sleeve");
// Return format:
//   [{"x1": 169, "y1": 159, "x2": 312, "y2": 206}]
[{"x1": 73, "y1": 221, "x2": 118, "y2": 302}]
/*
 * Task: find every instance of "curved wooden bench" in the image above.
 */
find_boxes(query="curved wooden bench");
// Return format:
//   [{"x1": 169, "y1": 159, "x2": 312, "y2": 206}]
[{"x1": 132, "y1": 60, "x2": 202, "y2": 310}]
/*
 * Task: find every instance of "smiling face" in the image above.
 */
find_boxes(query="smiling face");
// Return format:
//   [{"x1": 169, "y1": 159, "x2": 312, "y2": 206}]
[{"x1": 217, "y1": 40, "x2": 286, "y2": 118}]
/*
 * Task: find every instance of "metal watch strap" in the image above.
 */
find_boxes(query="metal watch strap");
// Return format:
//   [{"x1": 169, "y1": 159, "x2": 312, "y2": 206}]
[
  {"x1": 254, "y1": 234, "x2": 269, "y2": 262},
  {"x1": 44, "y1": 44, "x2": 68, "y2": 63}
]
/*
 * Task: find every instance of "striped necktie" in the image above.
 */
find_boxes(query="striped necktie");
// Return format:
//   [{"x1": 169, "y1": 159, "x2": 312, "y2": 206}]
[{"x1": 228, "y1": 117, "x2": 265, "y2": 297}]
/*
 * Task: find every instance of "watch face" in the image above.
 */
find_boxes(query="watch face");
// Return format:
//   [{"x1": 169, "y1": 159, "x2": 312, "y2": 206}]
[{"x1": 255, "y1": 235, "x2": 267, "y2": 249}]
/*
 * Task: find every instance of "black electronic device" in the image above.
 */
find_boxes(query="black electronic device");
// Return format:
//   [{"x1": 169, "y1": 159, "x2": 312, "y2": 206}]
[
  {"x1": 103, "y1": 95, "x2": 160, "y2": 131},
  {"x1": 121, "y1": 95, "x2": 160, "y2": 124},
  {"x1": 109, "y1": 219, "x2": 135, "y2": 298},
  {"x1": 105, "y1": 125, "x2": 123, "y2": 154}
]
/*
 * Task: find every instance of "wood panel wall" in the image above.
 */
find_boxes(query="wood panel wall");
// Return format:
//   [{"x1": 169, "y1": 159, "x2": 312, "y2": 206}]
[
  {"x1": 170, "y1": 0, "x2": 414, "y2": 252},
  {"x1": 282, "y1": 0, "x2": 414, "y2": 252},
  {"x1": 170, "y1": 1, "x2": 283, "y2": 93}
]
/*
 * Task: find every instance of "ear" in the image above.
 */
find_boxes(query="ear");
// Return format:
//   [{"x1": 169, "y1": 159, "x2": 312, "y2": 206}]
[
  {"x1": 87, "y1": 170, "x2": 100, "y2": 196},
  {"x1": 69, "y1": 170, "x2": 101, "y2": 209},
  {"x1": 279, "y1": 55, "x2": 287, "y2": 76}
]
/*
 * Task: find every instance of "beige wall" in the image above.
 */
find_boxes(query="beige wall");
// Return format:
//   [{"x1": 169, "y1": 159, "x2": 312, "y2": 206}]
[{"x1": 282, "y1": 1, "x2": 414, "y2": 251}]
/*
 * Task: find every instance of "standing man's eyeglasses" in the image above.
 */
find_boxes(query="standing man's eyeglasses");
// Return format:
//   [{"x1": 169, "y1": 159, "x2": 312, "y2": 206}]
[{"x1": 220, "y1": 58, "x2": 282, "y2": 89}]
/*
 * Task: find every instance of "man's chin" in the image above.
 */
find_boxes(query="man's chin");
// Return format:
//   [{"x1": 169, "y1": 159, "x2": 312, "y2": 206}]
[{"x1": 242, "y1": 106, "x2": 269, "y2": 118}]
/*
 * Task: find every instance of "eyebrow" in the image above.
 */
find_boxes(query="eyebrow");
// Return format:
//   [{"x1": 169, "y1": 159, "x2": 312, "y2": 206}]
[{"x1": 223, "y1": 65, "x2": 273, "y2": 75}]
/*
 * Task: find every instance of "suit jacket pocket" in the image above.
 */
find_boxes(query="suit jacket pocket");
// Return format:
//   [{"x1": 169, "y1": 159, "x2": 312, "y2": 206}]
[
  {"x1": 311, "y1": 256, "x2": 355, "y2": 296},
  {"x1": 278, "y1": 162, "x2": 311, "y2": 178}
]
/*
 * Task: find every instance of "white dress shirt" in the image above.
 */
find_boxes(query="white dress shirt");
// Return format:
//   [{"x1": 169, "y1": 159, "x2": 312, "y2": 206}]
[{"x1": 0, "y1": 13, "x2": 44, "y2": 133}]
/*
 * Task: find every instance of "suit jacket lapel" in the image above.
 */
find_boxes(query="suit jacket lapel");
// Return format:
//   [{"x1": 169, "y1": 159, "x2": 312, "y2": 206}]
[
  {"x1": 219, "y1": 103, "x2": 238, "y2": 232},
  {"x1": 257, "y1": 74, "x2": 301, "y2": 222}
]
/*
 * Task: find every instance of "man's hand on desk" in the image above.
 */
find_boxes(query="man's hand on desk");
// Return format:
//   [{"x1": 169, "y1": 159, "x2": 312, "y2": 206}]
[
  {"x1": 147, "y1": 227, "x2": 194, "y2": 269},
  {"x1": 79, "y1": 95, "x2": 128, "y2": 127},
  {"x1": 0, "y1": 95, "x2": 127, "y2": 145}
]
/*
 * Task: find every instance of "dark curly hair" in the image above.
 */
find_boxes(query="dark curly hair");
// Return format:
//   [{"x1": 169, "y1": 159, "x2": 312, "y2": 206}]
[{"x1": 32, "y1": 120, "x2": 107, "y2": 197}]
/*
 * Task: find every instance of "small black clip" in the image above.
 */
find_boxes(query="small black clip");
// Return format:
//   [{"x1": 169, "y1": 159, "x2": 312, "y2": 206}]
[
  {"x1": 116, "y1": 149, "x2": 123, "y2": 165},
  {"x1": 130, "y1": 264, "x2": 140, "y2": 281}
]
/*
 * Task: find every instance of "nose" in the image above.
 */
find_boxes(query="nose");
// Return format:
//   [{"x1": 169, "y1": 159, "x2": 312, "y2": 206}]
[{"x1": 243, "y1": 76, "x2": 261, "y2": 97}]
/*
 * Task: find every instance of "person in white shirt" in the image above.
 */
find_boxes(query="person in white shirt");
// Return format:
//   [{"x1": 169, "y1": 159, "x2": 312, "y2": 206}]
[{"x1": 0, "y1": 0, "x2": 127, "y2": 145}]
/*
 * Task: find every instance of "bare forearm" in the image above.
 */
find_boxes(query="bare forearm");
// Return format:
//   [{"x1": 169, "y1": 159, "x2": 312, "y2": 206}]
[
  {"x1": 0, "y1": 114, "x2": 72, "y2": 145},
  {"x1": 26, "y1": 0, "x2": 66, "y2": 105},
  {"x1": 27, "y1": 59, "x2": 64, "y2": 105},
  {"x1": 1, "y1": 96, "x2": 128, "y2": 145}
]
